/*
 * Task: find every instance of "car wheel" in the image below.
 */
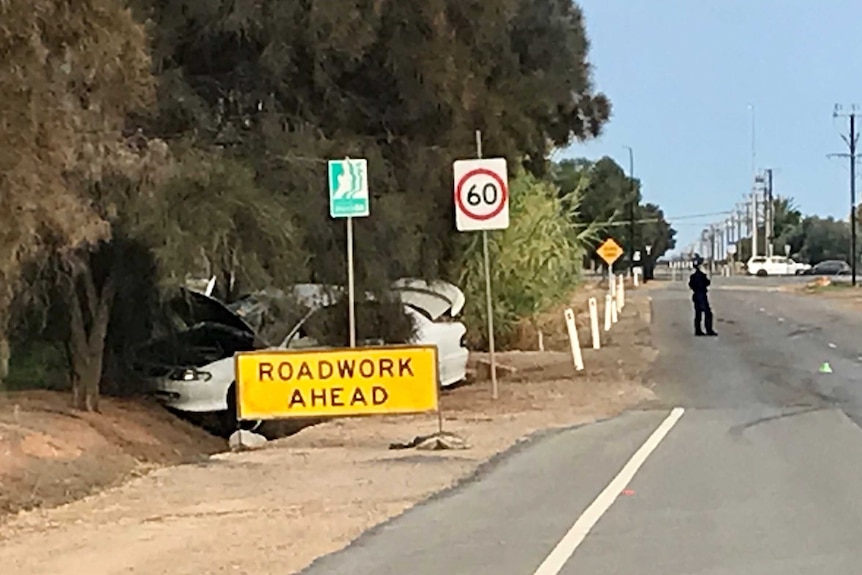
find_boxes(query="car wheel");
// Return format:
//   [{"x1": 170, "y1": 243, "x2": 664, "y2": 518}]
[{"x1": 756, "y1": 269, "x2": 768, "y2": 277}]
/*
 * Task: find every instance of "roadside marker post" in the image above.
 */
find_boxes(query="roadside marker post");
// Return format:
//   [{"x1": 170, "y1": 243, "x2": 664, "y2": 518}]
[
  {"x1": 328, "y1": 157, "x2": 370, "y2": 348},
  {"x1": 604, "y1": 294, "x2": 613, "y2": 332},
  {"x1": 453, "y1": 131, "x2": 510, "y2": 400},
  {"x1": 617, "y1": 274, "x2": 625, "y2": 311},
  {"x1": 588, "y1": 297, "x2": 601, "y2": 349},
  {"x1": 564, "y1": 309, "x2": 584, "y2": 371}
]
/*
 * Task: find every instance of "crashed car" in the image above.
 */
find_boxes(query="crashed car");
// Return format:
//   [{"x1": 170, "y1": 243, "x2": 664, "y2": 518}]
[{"x1": 133, "y1": 279, "x2": 470, "y2": 434}]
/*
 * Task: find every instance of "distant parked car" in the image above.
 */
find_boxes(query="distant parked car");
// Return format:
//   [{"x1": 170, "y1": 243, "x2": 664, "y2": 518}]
[
  {"x1": 746, "y1": 256, "x2": 809, "y2": 276},
  {"x1": 801, "y1": 260, "x2": 851, "y2": 276}
]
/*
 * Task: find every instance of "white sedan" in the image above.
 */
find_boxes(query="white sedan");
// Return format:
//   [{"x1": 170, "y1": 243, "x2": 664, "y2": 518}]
[{"x1": 137, "y1": 280, "x2": 470, "y2": 434}]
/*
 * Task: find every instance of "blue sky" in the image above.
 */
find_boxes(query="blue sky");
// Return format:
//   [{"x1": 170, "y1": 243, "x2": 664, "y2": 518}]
[{"x1": 558, "y1": 0, "x2": 862, "y2": 250}]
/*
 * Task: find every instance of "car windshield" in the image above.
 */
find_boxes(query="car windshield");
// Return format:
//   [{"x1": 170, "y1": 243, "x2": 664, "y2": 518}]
[{"x1": 288, "y1": 299, "x2": 416, "y2": 349}]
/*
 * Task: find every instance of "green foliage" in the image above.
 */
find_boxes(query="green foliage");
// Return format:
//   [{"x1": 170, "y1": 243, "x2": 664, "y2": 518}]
[
  {"x1": 3, "y1": 0, "x2": 621, "y2": 401},
  {"x1": 131, "y1": 0, "x2": 611, "y2": 291},
  {"x1": 138, "y1": 146, "x2": 310, "y2": 299},
  {"x1": 453, "y1": 171, "x2": 583, "y2": 349},
  {"x1": 551, "y1": 157, "x2": 676, "y2": 264},
  {"x1": 733, "y1": 199, "x2": 856, "y2": 265},
  {"x1": 4, "y1": 342, "x2": 69, "y2": 392},
  {"x1": 798, "y1": 217, "x2": 853, "y2": 264},
  {"x1": 637, "y1": 203, "x2": 677, "y2": 257},
  {"x1": 0, "y1": 0, "x2": 154, "y2": 389}
]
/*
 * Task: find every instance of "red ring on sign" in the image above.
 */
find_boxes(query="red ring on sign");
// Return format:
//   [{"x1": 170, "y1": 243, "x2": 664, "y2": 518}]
[{"x1": 455, "y1": 168, "x2": 508, "y2": 221}]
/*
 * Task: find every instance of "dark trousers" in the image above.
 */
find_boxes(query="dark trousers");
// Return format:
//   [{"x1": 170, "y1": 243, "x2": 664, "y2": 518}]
[{"x1": 693, "y1": 294, "x2": 714, "y2": 334}]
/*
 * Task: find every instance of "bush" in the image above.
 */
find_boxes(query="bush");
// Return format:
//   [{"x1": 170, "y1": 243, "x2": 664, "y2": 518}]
[{"x1": 453, "y1": 170, "x2": 585, "y2": 350}]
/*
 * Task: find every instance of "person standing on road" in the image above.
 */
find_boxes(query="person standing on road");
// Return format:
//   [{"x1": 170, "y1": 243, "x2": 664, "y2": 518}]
[{"x1": 689, "y1": 255, "x2": 717, "y2": 337}]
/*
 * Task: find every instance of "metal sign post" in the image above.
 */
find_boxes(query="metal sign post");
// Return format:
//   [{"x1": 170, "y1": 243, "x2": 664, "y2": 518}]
[
  {"x1": 328, "y1": 157, "x2": 370, "y2": 348},
  {"x1": 453, "y1": 132, "x2": 510, "y2": 400}
]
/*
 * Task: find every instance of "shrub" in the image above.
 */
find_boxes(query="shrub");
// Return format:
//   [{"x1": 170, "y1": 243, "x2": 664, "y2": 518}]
[{"x1": 453, "y1": 169, "x2": 587, "y2": 349}]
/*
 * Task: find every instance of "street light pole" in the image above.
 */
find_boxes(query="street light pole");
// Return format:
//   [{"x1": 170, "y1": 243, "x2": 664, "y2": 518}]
[{"x1": 623, "y1": 145, "x2": 635, "y2": 277}]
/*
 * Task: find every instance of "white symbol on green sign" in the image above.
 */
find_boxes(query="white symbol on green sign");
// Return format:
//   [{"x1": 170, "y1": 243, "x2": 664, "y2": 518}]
[{"x1": 328, "y1": 158, "x2": 369, "y2": 218}]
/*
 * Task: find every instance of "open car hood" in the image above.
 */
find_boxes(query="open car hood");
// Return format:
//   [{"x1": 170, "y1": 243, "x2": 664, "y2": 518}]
[
  {"x1": 390, "y1": 278, "x2": 465, "y2": 320},
  {"x1": 167, "y1": 288, "x2": 255, "y2": 336},
  {"x1": 131, "y1": 323, "x2": 258, "y2": 377},
  {"x1": 131, "y1": 288, "x2": 258, "y2": 376}
]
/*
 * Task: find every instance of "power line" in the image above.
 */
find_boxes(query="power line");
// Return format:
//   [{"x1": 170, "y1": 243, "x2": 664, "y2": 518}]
[{"x1": 665, "y1": 210, "x2": 734, "y2": 221}]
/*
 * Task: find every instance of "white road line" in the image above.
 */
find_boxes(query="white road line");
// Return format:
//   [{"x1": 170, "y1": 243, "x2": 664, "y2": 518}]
[{"x1": 531, "y1": 407, "x2": 686, "y2": 575}]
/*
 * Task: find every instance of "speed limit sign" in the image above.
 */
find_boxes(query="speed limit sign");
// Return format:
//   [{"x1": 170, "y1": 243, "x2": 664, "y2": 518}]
[{"x1": 453, "y1": 158, "x2": 510, "y2": 231}]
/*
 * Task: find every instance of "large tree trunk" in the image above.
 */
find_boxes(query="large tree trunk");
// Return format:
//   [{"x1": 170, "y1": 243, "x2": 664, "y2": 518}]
[{"x1": 68, "y1": 264, "x2": 115, "y2": 412}]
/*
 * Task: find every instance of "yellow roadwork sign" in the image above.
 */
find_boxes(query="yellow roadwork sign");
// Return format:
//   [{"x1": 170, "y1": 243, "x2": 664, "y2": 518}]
[
  {"x1": 597, "y1": 237, "x2": 624, "y2": 266},
  {"x1": 235, "y1": 345, "x2": 439, "y2": 420}
]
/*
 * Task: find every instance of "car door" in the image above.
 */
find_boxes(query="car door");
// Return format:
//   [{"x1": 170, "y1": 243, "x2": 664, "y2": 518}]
[
  {"x1": 748, "y1": 256, "x2": 766, "y2": 274},
  {"x1": 773, "y1": 257, "x2": 791, "y2": 275}
]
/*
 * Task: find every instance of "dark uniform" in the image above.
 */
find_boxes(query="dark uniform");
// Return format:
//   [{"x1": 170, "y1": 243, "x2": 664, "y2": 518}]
[{"x1": 688, "y1": 261, "x2": 717, "y2": 336}]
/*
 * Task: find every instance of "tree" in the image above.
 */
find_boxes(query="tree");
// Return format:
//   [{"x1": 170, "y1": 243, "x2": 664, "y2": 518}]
[
  {"x1": 131, "y1": 0, "x2": 612, "y2": 291},
  {"x1": 637, "y1": 203, "x2": 676, "y2": 259},
  {"x1": 772, "y1": 197, "x2": 803, "y2": 240},
  {"x1": 799, "y1": 217, "x2": 852, "y2": 264},
  {"x1": 553, "y1": 157, "x2": 636, "y2": 229},
  {"x1": 137, "y1": 145, "x2": 309, "y2": 302},
  {"x1": 0, "y1": 0, "x2": 154, "y2": 391},
  {"x1": 56, "y1": 139, "x2": 309, "y2": 411},
  {"x1": 7, "y1": 0, "x2": 619, "y2": 405},
  {"x1": 550, "y1": 156, "x2": 678, "y2": 268}
]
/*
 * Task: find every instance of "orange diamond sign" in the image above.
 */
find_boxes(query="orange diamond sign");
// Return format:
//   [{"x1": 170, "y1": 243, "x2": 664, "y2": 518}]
[{"x1": 596, "y1": 238, "x2": 624, "y2": 266}]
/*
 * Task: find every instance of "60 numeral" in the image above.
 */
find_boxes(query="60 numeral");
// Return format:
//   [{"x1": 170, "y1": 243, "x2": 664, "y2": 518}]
[{"x1": 466, "y1": 183, "x2": 498, "y2": 206}]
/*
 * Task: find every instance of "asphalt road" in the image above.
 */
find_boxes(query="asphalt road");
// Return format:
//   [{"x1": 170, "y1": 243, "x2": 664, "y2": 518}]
[{"x1": 299, "y1": 277, "x2": 862, "y2": 574}]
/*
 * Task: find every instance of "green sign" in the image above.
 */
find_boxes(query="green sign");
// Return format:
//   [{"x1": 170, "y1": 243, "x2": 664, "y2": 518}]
[{"x1": 328, "y1": 158, "x2": 369, "y2": 218}]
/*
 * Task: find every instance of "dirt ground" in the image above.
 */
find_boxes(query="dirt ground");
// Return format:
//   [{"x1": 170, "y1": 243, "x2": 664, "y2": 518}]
[
  {"x1": 782, "y1": 278, "x2": 862, "y2": 311},
  {"x1": 0, "y1": 393, "x2": 224, "y2": 516},
  {"x1": 0, "y1": 289, "x2": 657, "y2": 575}
]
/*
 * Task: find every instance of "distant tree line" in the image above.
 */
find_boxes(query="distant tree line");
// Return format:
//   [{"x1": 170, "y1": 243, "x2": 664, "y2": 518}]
[{"x1": 733, "y1": 198, "x2": 860, "y2": 264}]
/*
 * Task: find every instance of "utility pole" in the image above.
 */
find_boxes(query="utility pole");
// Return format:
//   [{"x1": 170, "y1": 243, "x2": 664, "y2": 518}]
[
  {"x1": 726, "y1": 218, "x2": 734, "y2": 273},
  {"x1": 829, "y1": 104, "x2": 860, "y2": 286},
  {"x1": 751, "y1": 188, "x2": 759, "y2": 259},
  {"x1": 709, "y1": 225, "x2": 717, "y2": 277},
  {"x1": 623, "y1": 146, "x2": 635, "y2": 277},
  {"x1": 766, "y1": 168, "x2": 774, "y2": 256}
]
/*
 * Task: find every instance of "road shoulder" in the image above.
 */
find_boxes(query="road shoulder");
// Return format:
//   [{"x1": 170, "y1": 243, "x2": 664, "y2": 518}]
[{"x1": 0, "y1": 294, "x2": 657, "y2": 575}]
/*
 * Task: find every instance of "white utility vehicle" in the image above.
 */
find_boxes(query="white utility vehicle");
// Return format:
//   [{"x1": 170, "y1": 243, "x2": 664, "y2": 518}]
[{"x1": 745, "y1": 256, "x2": 810, "y2": 276}]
